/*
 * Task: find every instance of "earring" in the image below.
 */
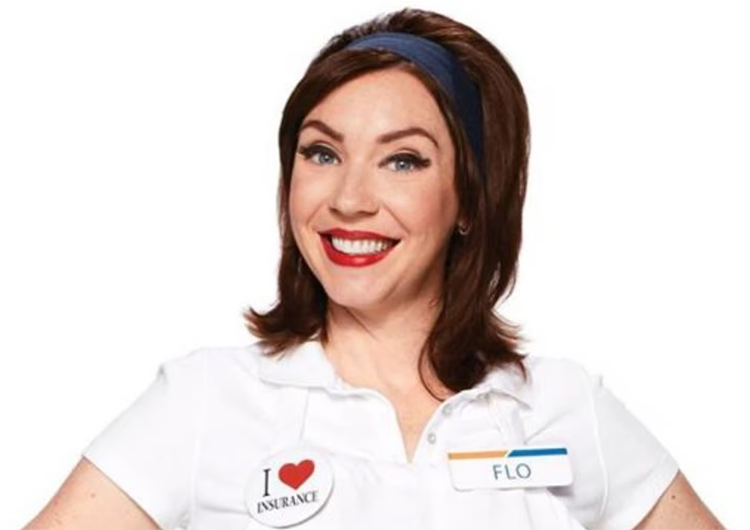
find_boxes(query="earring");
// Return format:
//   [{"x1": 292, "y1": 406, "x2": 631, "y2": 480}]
[{"x1": 457, "y1": 223, "x2": 470, "y2": 236}]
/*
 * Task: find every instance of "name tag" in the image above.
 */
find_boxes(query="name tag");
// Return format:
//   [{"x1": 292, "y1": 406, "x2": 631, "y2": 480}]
[{"x1": 447, "y1": 446, "x2": 573, "y2": 490}]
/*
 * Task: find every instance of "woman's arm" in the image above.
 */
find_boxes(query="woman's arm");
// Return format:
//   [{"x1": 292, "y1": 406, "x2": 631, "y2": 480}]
[
  {"x1": 23, "y1": 457, "x2": 159, "y2": 530},
  {"x1": 634, "y1": 471, "x2": 723, "y2": 530}
]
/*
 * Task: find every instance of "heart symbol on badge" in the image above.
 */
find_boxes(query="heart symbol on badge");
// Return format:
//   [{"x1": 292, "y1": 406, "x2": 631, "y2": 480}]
[{"x1": 278, "y1": 459, "x2": 315, "y2": 490}]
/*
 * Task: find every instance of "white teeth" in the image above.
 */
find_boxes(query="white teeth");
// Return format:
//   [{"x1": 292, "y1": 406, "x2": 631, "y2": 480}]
[{"x1": 330, "y1": 237, "x2": 393, "y2": 255}]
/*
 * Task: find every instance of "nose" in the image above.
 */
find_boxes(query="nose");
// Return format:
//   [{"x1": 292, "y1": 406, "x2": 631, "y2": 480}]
[{"x1": 328, "y1": 162, "x2": 379, "y2": 218}]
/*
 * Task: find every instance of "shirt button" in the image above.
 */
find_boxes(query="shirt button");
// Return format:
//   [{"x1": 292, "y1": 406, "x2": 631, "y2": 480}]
[
  {"x1": 442, "y1": 404, "x2": 453, "y2": 416},
  {"x1": 427, "y1": 432, "x2": 437, "y2": 444}
]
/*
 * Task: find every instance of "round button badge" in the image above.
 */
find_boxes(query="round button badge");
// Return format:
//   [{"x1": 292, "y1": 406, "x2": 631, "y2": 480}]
[{"x1": 245, "y1": 445, "x2": 334, "y2": 528}]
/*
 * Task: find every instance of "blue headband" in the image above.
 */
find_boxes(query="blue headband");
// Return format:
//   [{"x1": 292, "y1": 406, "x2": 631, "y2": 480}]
[{"x1": 345, "y1": 32, "x2": 484, "y2": 170}]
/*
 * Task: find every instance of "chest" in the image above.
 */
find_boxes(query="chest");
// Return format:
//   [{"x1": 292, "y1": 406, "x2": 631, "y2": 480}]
[
  {"x1": 390, "y1": 393, "x2": 442, "y2": 463},
  {"x1": 191, "y1": 392, "x2": 587, "y2": 530}
]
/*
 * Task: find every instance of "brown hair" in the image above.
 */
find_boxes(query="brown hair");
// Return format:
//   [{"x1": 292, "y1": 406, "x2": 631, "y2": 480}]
[{"x1": 243, "y1": 8, "x2": 530, "y2": 395}]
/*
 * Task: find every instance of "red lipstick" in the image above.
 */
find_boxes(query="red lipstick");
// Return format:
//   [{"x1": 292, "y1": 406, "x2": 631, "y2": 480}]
[
  {"x1": 319, "y1": 228, "x2": 398, "y2": 268},
  {"x1": 321, "y1": 228, "x2": 396, "y2": 240}
]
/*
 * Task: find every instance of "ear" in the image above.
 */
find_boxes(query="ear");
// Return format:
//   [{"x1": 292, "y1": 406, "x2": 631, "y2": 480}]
[{"x1": 456, "y1": 212, "x2": 470, "y2": 231}]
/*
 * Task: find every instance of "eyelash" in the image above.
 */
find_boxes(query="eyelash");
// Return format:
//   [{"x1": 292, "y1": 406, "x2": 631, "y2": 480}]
[{"x1": 297, "y1": 144, "x2": 431, "y2": 173}]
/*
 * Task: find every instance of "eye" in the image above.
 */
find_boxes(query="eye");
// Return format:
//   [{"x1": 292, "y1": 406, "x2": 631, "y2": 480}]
[
  {"x1": 297, "y1": 144, "x2": 340, "y2": 166},
  {"x1": 382, "y1": 152, "x2": 431, "y2": 173}
]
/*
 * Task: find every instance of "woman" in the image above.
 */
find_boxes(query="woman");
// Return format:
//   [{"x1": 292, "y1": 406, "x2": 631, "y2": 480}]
[{"x1": 25, "y1": 8, "x2": 722, "y2": 530}]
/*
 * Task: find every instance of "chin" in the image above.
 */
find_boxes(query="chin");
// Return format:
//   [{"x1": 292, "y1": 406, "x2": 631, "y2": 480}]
[{"x1": 323, "y1": 285, "x2": 391, "y2": 313}]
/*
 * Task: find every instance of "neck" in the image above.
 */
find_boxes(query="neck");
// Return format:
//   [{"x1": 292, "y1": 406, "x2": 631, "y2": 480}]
[{"x1": 322, "y1": 295, "x2": 448, "y2": 395}]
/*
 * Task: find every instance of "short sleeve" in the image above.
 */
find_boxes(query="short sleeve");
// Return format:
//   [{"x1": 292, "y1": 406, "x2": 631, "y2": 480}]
[
  {"x1": 82, "y1": 349, "x2": 208, "y2": 530},
  {"x1": 587, "y1": 371, "x2": 680, "y2": 530}
]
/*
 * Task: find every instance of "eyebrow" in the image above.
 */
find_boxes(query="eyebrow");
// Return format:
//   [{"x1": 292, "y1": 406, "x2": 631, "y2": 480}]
[{"x1": 298, "y1": 119, "x2": 440, "y2": 149}]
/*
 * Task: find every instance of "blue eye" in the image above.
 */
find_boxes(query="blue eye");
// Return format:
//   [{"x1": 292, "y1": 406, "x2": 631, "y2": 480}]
[
  {"x1": 383, "y1": 153, "x2": 431, "y2": 173},
  {"x1": 298, "y1": 144, "x2": 339, "y2": 166}
]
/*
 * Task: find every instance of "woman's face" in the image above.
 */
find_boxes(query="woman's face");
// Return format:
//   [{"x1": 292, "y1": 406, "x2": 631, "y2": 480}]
[{"x1": 289, "y1": 68, "x2": 459, "y2": 316}]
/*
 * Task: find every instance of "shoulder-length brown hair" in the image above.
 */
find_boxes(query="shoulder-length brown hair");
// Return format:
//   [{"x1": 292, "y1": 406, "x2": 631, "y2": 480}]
[{"x1": 244, "y1": 8, "x2": 531, "y2": 395}]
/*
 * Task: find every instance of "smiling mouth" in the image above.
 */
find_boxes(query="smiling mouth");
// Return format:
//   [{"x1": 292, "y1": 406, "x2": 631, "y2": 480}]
[
  {"x1": 318, "y1": 232, "x2": 400, "y2": 267},
  {"x1": 327, "y1": 235, "x2": 397, "y2": 255}
]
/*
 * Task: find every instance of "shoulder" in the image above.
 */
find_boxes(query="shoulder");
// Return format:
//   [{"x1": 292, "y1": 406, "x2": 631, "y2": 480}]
[
  {"x1": 517, "y1": 355, "x2": 679, "y2": 530},
  {"x1": 515, "y1": 356, "x2": 606, "y2": 524},
  {"x1": 146, "y1": 343, "x2": 282, "y2": 414},
  {"x1": 518, "y1": 354, "x2": 614, "y2": 464},
  {"x1": 162, "y1": 342, "x2": 268, "y2": 383},
  {"x1": 77, "y1": 343, "x2": 282, "y2": 530},
  {"x1": 518, "y1": 355, "x2": 607, "y2": 478},
  {"x1": 521, "y1": 354, "x2": 596, "y2": 413}
]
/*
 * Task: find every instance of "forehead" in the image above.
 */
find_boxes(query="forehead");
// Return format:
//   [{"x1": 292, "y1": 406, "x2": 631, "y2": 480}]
[{"x1": 302, "y1": 68, "x2": 451, "y2": 140}]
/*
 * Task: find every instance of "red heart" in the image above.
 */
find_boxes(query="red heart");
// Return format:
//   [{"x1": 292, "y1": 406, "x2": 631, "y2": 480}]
[{"x1": 278, "y1": 459, "x2": 315, "y2": 490}]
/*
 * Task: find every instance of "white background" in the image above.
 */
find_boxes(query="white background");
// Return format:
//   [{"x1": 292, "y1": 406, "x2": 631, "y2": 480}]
[{"x1": 1, "y1": 1, "x2": 746, "y2": 528}]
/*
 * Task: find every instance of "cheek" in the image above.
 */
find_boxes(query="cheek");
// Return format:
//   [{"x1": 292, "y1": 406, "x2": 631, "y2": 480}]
[
  {"x1": 288, "y1": 175, "x2": 314, "y2": 251},
  {"x1": 288, "y1": 171, "x2": 335, "y2": 257},
  {"x1": 288, "y1": 176, "x2": 304, "y2": 225},
  {"x1": 391, "y1": 182, "x2": 459, "y2": 234},
  {"x1": 289, "y1": 172, "x2": 321, "y2": 226}
]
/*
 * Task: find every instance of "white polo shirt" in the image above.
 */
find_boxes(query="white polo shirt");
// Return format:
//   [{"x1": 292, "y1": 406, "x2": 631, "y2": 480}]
[{"x1": 83, "y1": 341, "x2": 679, "y2": 530}]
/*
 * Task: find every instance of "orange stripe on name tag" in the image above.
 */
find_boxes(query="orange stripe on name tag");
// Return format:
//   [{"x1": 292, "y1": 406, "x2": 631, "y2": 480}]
[{"x1": 447, "y1": 450, "x2": 509, "y2": 460}]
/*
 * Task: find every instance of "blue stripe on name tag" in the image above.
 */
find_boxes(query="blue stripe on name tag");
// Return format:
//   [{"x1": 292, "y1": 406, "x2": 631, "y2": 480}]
[{"x1": 507, "y1": 448, "x2": 568, "y2": 457}]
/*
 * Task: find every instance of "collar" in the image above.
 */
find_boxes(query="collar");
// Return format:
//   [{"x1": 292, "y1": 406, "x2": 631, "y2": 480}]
[
  {"x1": 256, "y1": 340, "x2": 534, "y2": 409},
  {"x1": 257, "y1": 341, "x2": 338, "y2": 389}
]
